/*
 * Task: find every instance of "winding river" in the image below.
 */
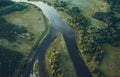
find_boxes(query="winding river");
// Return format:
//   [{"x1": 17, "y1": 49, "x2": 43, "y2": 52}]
[{"x1": 12, "y1": 0, "x2": 92, "y2": 77}]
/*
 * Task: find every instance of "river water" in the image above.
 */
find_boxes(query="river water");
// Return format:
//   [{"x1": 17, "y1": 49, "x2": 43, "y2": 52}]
[{"x1": 12, "y1": 0, "x2": 92, "y2": 77}]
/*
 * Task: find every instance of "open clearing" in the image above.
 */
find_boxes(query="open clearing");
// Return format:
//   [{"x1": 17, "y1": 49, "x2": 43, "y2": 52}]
[{"x1": 101, "y1": 44, "x2": 120, "y2": 77}]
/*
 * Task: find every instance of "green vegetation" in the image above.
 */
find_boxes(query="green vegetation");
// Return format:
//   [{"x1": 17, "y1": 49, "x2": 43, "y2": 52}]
[
  {"x1": 0, "y1": 1, "x2": 14, "y2": 7},
  {"x1": 0, "y1": 17, "x2": 27, "y2": 42},
  {"x1": 0, "y1": 46, "x2": 23, "y2": 77},
  {"x1": 48, "y1": 50, "x2": 64, "y2": 77},
  {"x1": 0, "y1": 1, "x2": 50, "y2": 77},
  {"x1": 66, "y1": 7, "x2": 90, "y2": 27},
  {"x1": 0, "y1": 0, "x2": 119, "y2": 77},
  {"x1": 93, "y1": 0, "x2": 120, "y2": 25},
  {"x1": 77, "y1": 9, "x2": 120, "y2": 77},
  {"x1": 45, "y1": 33, "x2": 77, "y2": 77},
  {"x1": 101, "y1": 44, "x2": 120, "y2": 77},
  {"x1": 0, "y1": 2, "x2": 28, "y2": 16},
  {"x1": 93, "y1": 12, "x2": 117, "y2": 25},
  {"x1": 104, "y1": 0, "x2": 120, "y2": 13},
  {"x1": 77, "y1": 0, "x2": 120, "y2": 77},
  {"x1": 45, "y1": 0, "x2": 120, "y2": 77},
  {"x1": 78, "y1": 27, "x2": 106, "y2": 77}
]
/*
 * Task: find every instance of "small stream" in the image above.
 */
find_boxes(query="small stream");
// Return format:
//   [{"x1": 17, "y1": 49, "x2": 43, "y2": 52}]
[{"x1": 12, "y1": 0, "x2": 92, "y2": 77}]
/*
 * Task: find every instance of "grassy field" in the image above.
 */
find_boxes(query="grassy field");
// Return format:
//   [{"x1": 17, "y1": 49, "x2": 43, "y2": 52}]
[
  {"x1": 45, "y1": 33, "x2": 77, "y2": 77},
  {"x1": 64, "y1": 0, "x2": 110, "y2": 16},
  {"x1": 101, "y1": 44, "x2": 120, "y2": 77}
]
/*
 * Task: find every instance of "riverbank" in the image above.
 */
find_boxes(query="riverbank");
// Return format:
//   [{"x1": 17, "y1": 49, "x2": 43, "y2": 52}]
[
  {"x1": 30, "y1": 59, "x2": 39, "y2": 77},
  {"x1": 45, "y1": 33, "x2": 77, "y2": 77},
  {"x1": 40, "y1": 0, "x2": 120, "y2": 77},
  {"x1": 24, "y1": 1, "x2": 92, "y2": 77},
  {"x1": 0, "y1": 1, "x2": 50, "y2": 77},
  {"x1": 58, "y1": 1, "x2": 120, "y2": 77},
  {"x1": 12, "y1": 3, "x2": 50, "y2": 77}
]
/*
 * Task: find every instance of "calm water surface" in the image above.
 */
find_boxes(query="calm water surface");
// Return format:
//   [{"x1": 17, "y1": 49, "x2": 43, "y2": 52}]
[{"x1": 12, "y1": 0, "x2": 92, "y2": 77}]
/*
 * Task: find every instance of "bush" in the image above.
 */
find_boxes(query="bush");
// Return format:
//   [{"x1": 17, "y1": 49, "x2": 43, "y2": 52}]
[
  {"x1": 67, "y1": 7, "x2": 81, "y2": 16},
  {"x1": 77, "y1": 14, "x2": 90, "y2": 26},
  {"x1": 49, "y1": 50, "x2": 64, "y2": 77},
  {"x1": 93, "y1": 12, "x2": 117, "y2": 25}
]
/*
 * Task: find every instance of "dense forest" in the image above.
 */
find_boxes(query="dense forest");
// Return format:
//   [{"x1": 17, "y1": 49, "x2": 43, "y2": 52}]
[
  {"x1": 0, "y1": 46, "x2": 23, "y2": 77},
  {"x1": 0, "y1": 1, "x2": 28, "y2": 16},
  {"x1": 0, "y1": 1, "x2": 14, "y2": 7}
]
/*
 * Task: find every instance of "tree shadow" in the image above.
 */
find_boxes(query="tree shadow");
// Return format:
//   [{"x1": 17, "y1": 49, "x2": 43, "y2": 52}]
[{"x1": 0, "y1": 46, "x2": 23, "y2": 77}]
